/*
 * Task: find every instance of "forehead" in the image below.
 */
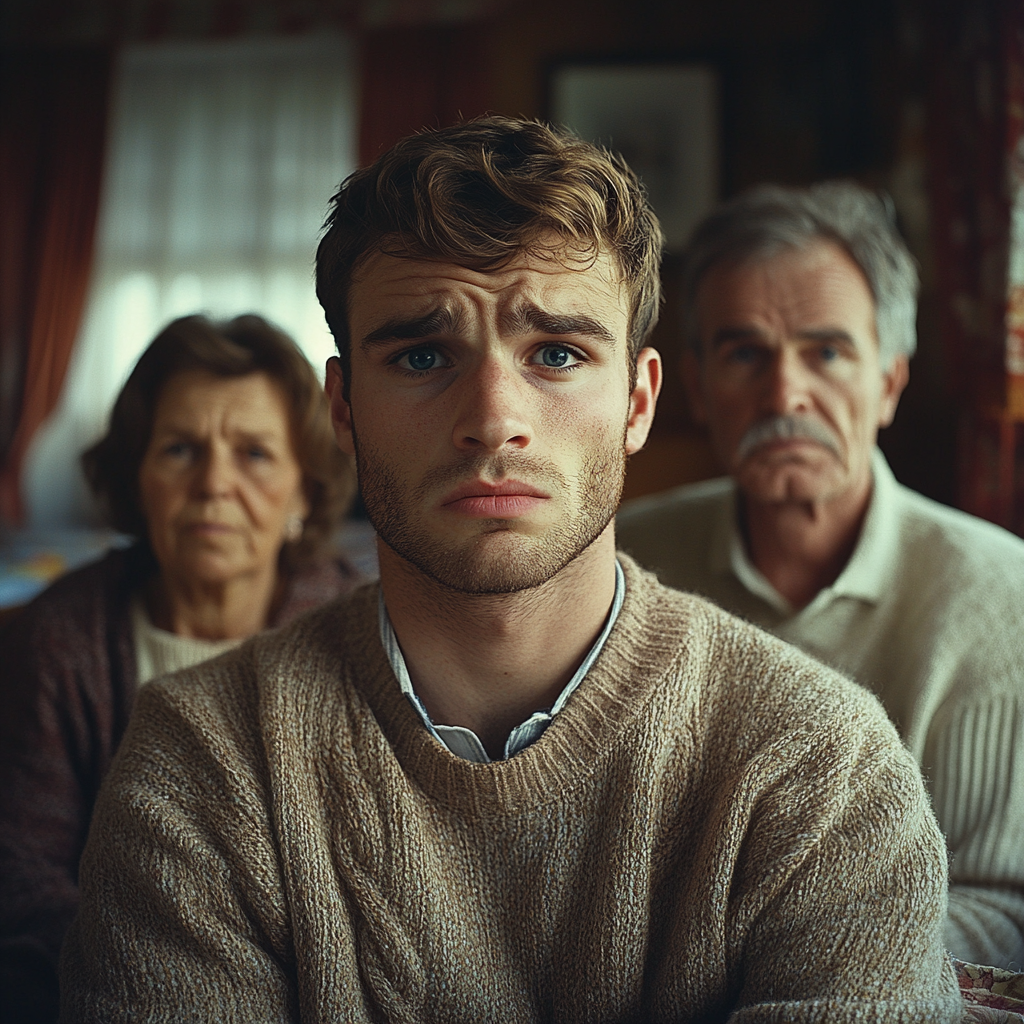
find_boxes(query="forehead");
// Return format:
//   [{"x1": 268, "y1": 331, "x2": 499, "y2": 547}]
[
  {"x1": 154, "y1": 371, "x2": 290, "y2": 430},
  {"x1": 348, "y1": 248, "x2": 629, "y2": 337},
  {"x1": 697, "y1": 240, "x2": 876, "y2": 335}
]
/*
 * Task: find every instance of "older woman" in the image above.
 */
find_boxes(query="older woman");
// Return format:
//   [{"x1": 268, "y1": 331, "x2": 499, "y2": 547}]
[{"x1": 0, "y1": 314, "x2": 360, "y2": 1023}]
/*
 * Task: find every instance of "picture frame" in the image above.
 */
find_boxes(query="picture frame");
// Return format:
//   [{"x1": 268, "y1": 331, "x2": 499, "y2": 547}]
[{"x1": 548, "y1": 63, "x2": 720, "y2": 251}]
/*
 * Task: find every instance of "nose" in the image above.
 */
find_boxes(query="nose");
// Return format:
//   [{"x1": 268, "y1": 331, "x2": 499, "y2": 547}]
[
  {"x1": 764, "y1": 346, "x2": 812, "y2": 416},
  {"x1": 195, "y1": 444, "x2": 236, "y2": 498},
  {"x1": 452, "y1": 357, "x2": 532, "y2": 453}
]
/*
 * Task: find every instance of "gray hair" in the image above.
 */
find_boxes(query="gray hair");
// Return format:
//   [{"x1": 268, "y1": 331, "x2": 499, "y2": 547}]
[{"x1": 681, "y1": 181, "x2": 919, "y2": 367}]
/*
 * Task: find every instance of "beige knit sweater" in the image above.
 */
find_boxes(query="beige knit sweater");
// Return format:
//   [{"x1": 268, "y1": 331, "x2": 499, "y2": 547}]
[{"x1": 60, "y1": 557, "x2": 962, "y2": 1023}]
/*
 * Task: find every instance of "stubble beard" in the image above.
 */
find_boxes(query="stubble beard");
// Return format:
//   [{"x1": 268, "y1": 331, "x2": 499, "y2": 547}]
[{"x1": 352, "y1": 428, "x2": 628, "y2": 595}]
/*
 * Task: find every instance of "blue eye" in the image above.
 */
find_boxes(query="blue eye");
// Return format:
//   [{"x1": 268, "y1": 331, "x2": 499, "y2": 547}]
[
  {"x1": 400, "y1": 348, "x2": 438, "y2": 371},
  {"x1": 820, "y1": 346, "x2": 838, "y2": 362},
  {"x1": 535, "y1": 345, "x2": 582, "y2": 370}
]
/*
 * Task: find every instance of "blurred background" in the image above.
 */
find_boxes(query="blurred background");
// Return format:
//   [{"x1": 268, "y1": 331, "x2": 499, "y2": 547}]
[{"x1": 1, "y1": 0, "x2": 1022, "y2": 598}]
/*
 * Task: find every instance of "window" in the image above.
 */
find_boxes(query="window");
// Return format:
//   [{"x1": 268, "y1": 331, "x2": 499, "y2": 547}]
[{"x1": 25, "y1": 33, "x2": 356, "y2": 526}]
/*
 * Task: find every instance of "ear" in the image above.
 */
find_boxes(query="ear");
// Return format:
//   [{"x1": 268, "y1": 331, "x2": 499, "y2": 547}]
[
  {"x1": 288, "y1": 485, "x2": 312, "y2": 522},
  {"x1": 325, "y1": 356, "x2": 356, "y2": 456},
  {"x1": 878, "y1": 355, "x2": 910, "y2": 428},
  {"x1": 680, "y1": 349, "x2": 709, "y2": 426},
  {"x1": 625, "y1": 347, "x2": 663, "y2": 456}
]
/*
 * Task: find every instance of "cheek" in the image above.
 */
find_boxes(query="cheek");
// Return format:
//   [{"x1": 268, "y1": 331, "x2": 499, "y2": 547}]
[
  {"x1": 247, "y1": 468, "x2": 305, "y2": 522},
  {"x1": 138, "y1": 474, "x2": 180, "y2": 527}
]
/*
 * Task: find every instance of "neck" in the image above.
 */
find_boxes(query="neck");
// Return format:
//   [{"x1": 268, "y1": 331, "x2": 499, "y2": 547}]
[
  {"x1": 146, "y1": 565, "x2": 281, "y2": 640},
  {"x1": 741, "y1": 472, "x2": 872, "y2": 610},
  {"x1": 379, "y1": 527, "x2": 619, "y2": 759}
]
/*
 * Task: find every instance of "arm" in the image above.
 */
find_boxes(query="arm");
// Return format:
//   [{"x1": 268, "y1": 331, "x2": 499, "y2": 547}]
[
  {"x1": 59, "y1": 668, "x2": 298, "y2": 1024},
  {"x1": 935, "y1": 693, "x2": 1024, "y2": 967},
  {"x1": 926, "y1": 692, "x2": 1024, "y2": 967},
  {"x1": 0, "y1": 601, "x2": 120, "y2": 1024},
  {"x1": 725, "y1": 716, "x2": 964, "y2": 1022}
]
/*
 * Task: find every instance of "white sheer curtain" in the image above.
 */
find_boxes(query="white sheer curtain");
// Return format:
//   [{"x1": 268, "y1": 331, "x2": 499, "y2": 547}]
[{"x1": 25, "y1": 33, "x2": 356, "y2": 527}]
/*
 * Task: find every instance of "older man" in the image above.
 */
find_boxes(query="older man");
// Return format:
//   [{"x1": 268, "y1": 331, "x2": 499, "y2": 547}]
[
  {"x1": 60, "y1": 124, "x2": 961, "y2": 1022},
  {"x1": 618, "y1": 181, "x2": 1024, "y2": 968}
]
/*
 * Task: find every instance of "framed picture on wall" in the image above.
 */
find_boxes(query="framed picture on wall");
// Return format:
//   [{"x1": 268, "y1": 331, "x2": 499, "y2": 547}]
[{"x1": 549, "y1": 63, "x2": 719, "y2": 251}]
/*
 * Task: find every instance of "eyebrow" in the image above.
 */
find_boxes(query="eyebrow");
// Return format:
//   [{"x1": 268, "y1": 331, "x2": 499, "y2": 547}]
[
  {"x1": 501, "y1": 303, "x2": 617, "y2": 346},
  {"x1": 361, "y1": 302, "x2": 618, "y2": 349},
  {"x1": 710, "y1": 325, "x2": 856, "y2": 348},
  {"x1": 362, "y1": 307, "x2": 467, "y2": 346}
]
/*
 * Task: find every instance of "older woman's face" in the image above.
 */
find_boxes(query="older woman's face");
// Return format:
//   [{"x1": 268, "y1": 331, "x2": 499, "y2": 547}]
[{"x1": 138, "y1": 371, "x2": 309, "y2": 587}]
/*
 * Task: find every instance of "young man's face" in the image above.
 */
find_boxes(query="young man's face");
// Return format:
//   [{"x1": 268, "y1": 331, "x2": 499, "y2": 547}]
[
  {"x1": 327, "y1": 246, "x2": 660, "y2": 593},
  {"x1": 685, "y1": 240, "x2": 908, "y2": 506}
]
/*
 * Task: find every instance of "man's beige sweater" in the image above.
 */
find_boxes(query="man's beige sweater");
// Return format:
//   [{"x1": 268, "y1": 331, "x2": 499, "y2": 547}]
[{"x1": 60, "y1": 558, "x2": 962, "y2": 1023}]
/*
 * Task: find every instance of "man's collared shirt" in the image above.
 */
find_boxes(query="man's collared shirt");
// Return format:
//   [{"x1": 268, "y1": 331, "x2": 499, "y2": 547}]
[{"x1": 378, "y1": 559, "x2": 626, "y2": 763}]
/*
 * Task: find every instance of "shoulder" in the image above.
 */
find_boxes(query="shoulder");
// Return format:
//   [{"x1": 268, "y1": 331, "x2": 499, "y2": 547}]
[
  {"x1": 614, "y1": 558, "x2": 918, "y2": 818},
  {"x1": 618, "y1": 554, "x2": 886, "y2": 729},
  {"x1": 136, "y1": 580, "x2": 382, "y2": 732},
  {"x1": 615, "y1": 478, "x2": 733, "y2": 586},
  {"x1": 10, "y1": 545, "x2": 144, "y2": 622},
  {"x1": 890, "y1": 483, "x2": 1024, "y2": 604},
  {"x1": 274, "y1": 555, "x2": 364, "y2": 626},
  {"x1": 894, "y1": 482, "x2": 1024, "y2": 562},
  {"x1": 0, "y1": 545, "x2": 146, "y2": 668},
  {"x1": 617, "y1": 476, "x2": 733, "y2": 531}
]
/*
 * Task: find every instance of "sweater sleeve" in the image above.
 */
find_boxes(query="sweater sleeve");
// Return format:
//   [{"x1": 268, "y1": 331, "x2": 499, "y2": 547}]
[
  {"x1": 58, "y1": 662, "x2": 299, "y2": 1024},
  {"x1": 925, "y1": 694, "x2": 1024, "y2": 968},
  {"x1": 725, "y1": 709, "x2": 964, "y2": 1023}
]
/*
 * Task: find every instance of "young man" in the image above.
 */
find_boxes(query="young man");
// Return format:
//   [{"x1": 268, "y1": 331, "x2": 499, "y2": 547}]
[
  {"x1": 617, "y1": 182, "x2": 1024, "y2": 967},
  {"x1": 60, "y1": 120, "x2": 962, "y2": 1022}
]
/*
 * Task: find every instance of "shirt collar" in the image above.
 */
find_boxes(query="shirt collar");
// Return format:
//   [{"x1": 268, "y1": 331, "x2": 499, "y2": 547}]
[
  {"x1": 727, "y1": 447, "x2": 901, "y2": 614},
  {"x1": 378, "y1": 559, "x2": 627, "y2": 763}
]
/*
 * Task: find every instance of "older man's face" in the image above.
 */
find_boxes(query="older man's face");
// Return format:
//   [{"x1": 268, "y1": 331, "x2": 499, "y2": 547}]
[
  {"x1": 686, "y1": 240, "x2": 908, "y2": 507},
  {"x1": 327, "y1": 246, "x2": 660, "y2": 593}
]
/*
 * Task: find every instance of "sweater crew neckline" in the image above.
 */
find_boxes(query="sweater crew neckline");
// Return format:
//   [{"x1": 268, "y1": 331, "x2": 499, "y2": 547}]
[
  {"x1": 377, "y1": 560, "x2": 627, "y2": 763},
  {"x1": 317, "y1": 556, "x2": 698, "y2": 819}
]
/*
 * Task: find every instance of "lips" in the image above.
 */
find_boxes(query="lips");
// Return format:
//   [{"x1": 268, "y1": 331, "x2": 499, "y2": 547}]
[
  {"x1": 440, "y1": 479, "x2": 550, "y2": 518},
  {"x1": 185, "y1": 521, "x2": 236, "y2": 534}
]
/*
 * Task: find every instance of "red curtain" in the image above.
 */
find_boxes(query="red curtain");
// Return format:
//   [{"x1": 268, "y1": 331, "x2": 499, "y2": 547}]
[
  {"x1": 926, "y1": 0, "x2": 1024, "y2": 533},
  {"x1": 0, "y1": 48, "x2": 112, "y2": 526}
]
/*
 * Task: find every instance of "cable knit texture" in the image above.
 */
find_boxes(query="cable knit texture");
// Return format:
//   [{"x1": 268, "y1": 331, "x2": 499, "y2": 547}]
[
  {"x1": 617, "y1": 451, "x2": 1024, "y2": 968},
  {"x1": 60, "y1": 556, "x2": 962, "y2": 1023}
]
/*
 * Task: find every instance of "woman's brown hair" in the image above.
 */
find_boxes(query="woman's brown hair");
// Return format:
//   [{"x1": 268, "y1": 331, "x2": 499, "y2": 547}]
[{"x1": 82, "y1": 314, "x2": 355, "y2": 567}]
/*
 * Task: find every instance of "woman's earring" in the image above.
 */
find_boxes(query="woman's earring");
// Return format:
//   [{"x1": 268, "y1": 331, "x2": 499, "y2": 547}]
[{"x1": 285, "y1": 515, "x2": 304, "y2": 543}]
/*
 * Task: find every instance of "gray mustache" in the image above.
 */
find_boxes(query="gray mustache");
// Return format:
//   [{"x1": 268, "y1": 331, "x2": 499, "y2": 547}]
[{"x1": 736, "y1": 416, "x2": 841, "y2": 461}]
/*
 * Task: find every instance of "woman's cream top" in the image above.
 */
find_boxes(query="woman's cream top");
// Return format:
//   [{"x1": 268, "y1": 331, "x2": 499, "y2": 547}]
[{"x1": 130, "y1": 594, "x2": 243, "y2": 686}]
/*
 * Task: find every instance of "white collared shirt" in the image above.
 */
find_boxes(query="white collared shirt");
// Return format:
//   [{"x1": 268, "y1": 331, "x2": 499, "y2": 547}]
[{"x1": 378, "y1": 560, "x2": 626, "y2": 763}]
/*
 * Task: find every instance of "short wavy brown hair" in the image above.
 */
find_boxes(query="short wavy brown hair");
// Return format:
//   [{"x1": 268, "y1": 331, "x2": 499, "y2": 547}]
[
  {"x1": 82, "y1": 314, "x2": 355, "y2": 567},
  {"x1": 315, "y1": 115, "x2": 664, "y2": 395}
]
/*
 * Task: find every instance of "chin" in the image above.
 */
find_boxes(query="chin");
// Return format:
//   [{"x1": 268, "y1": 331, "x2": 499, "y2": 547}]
[
  {"x1": 385, "y1": 514, "x2": 612, "y2": 595},
  {"x1": 735, "y1": 464, "x2": 841, "y2": 505},
  {"x1": 176, "y1": 552, "x2": 254, "y2": 586}
]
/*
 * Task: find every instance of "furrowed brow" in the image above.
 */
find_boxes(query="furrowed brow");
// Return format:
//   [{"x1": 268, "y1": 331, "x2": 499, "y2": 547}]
[
  {"x1": 362, "y1": 307, "x2": 465, "y2": 347},
  {"x1": 503, "y1": 303, "x2": 616, "y2": 346},
  {"x1": 797, "y1": 328, "x2": 856, "y2": 344},
  {"x1": 710, "y1": 326, "x2": 767, "y2": 348}
]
